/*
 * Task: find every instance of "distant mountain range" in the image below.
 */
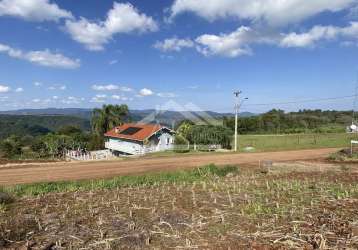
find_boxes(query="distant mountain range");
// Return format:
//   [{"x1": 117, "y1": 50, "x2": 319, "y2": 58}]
[{"x1": 0, "y1": 108, "x2": 256, "y2": 126}]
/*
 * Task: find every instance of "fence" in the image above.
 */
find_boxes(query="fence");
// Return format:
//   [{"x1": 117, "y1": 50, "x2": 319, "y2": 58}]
[{"x1": 65, "y1": 150, "x2": 113, "y2": 161}]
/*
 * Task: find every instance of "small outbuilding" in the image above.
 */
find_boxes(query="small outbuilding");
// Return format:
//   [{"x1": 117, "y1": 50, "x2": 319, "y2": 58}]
[{"x1": 104, "y1": 123, "x2": 175, "y2": 155}]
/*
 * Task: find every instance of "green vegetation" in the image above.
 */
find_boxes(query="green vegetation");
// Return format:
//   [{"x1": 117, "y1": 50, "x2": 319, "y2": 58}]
[
  {"x1": 238, "y1": 133, "x2": 356, "y2": 152},
  {"x1": 1, "y1": 164, "x2": 239, "y2": 197},
  {"x1": 91, "y1": 104, "x2": 129, "y2": 149},
  {"x1": 92, "y1": 104, "x2": 129, "y2": 135},
  {"x1": 176, "y1": 120, "x2": 232, "y2": 150},
  {"x1": 0, "y1": 125, "x2": 93, "y2": 159},
  {"x1": 328, "y1": 148, "x2": 358, "y2": 162},
  {"x1": 223, "y1": 109, "x2": 351, "y2": 134},
  {"x1": 0, "y1": 114, "x2": 90, "y2": 140},
  {"x1": 0, "y1": 105, "x2": 130, "y2": 159}
]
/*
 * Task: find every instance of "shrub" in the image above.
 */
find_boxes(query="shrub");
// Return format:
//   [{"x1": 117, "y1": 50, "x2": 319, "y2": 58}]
[{"x1": 0, "y1": 191, "x2": 13, "y2": 205}]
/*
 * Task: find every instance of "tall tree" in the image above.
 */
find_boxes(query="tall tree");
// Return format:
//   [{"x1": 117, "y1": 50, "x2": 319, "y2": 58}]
[{"x1": 91, "y1": 104, "x2": 129, "y2": 136}]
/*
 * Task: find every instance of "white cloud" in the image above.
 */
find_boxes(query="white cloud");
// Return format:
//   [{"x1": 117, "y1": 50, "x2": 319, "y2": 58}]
[
  {"x1": 280, "y1": 22, "x2": 358, "y2": 48},
  {"x1": 169, "y1": 0, "x2": 356, "y2": 26},
  {"x1": 156, "y1": 26, "x2": 276, "y2": 58},
  {"x1": 111, "y1": 94, "x2": 130, "y2": 101},
  {"x1": 120, "y1": 86, "x2": 133, "y2": 92},
  {"x1": 0, "y1": 0, "x2": 72, "y2": 22},
  {"x1": 92, "y1": 84, "x2": 118, "y2": 91},
  {"x1": 34, "y1": 81, "x2": 42, "y2": 86},
  {"x1": 158, "y1": 22, "x2": 358, "y2": 58},
  {"x1": 92, "y1": 84, "x2": 133, "y2": 92},
  {"x1": 61, "y1": 96, "x2": 84, "y2": 105},
  {"x1": 157, "y1": 92, "x2": 177, "y2": 98},
  {"x1": 0, "y1": 43, "x2": 80, "y2": 69},
  {"x1": 15, "y1": 87, "x2": 24, "y2": 92},
  {"x1": 90, "y1": 94, "x2": 107, "y2": 103},
  {"x1": 0, "y1": 84, "x2": 10, "y2": 93},
  {"x1": 154, "y1": 38, "x2": 194, "y2": 52},
  {"x1": 32, "y1": 98, "x2": 41, "y2": 103},
  {"x1": 195, "y1": 26, "x2": 259, "y2": 57},
  {"x1": 48, "y1": 84, "x2": 67, "y2": 90},
  {"x1": 64, "y1": 2, "x2": 158, "y2": 51},
  {"x1": 139, "y1": 88, "x2": 154, "y2": 96}
]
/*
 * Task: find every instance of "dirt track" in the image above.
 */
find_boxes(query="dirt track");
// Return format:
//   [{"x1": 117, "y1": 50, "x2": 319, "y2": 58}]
[{"x1": 0, "y1": 148, "x2": 339, "y2": 185}]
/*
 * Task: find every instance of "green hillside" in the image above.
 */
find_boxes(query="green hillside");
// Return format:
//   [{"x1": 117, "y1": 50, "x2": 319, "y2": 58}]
[{"x1": 0, "y1": 115, "x2": 91, "y2": 140}]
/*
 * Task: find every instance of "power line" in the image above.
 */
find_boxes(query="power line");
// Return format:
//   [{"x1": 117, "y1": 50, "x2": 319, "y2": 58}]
[{"x1": 241, "y1": 95, "x2": 356, "y2": 107}]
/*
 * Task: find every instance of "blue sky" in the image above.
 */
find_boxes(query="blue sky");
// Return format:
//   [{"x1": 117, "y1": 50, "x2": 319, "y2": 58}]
[{"x1": 1, "y1": 0, "x2": 358, "y2": 113}]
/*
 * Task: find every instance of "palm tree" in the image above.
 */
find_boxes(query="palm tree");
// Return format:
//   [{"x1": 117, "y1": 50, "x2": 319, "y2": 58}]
[{"x1": 91, "y1": 104, "x2": 129, "y2": 136}]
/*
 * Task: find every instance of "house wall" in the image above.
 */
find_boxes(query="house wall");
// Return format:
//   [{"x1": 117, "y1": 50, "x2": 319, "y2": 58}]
[
  {"x1": 156, "y1": 132, "x2": 174, "y2": 151},
  {"x1": 105, "y1": 131, "x2": 174, "y2": 155},
  {"x1": 105, "y1": 138, "x2": 144, "y2": 155}
]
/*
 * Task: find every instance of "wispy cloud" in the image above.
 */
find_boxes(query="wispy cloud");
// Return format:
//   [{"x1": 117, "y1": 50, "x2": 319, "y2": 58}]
[
  {"x1": 0, "y1": 0, "x2": 73, "y2": 22},
  {"x1": 48, "y1": 84, "x2": 67, "y2": 90},
  {"x1": 157, "y1": 92, "x2": 177, "y2": 98},
  {"x1": 92, "y1": 84, "x2": 132, "y2": 92},
  {"x1": 154, "y1": 38, "x2": 194, "y2": 52},
  {"x1": 0, "y1": 43, "x2": 80, "y2": 69}
]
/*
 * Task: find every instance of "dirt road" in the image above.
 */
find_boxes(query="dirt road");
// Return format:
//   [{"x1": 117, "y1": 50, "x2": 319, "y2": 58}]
[{"x1": 0, "y1": 148, "x2": 339, "y2": 185}]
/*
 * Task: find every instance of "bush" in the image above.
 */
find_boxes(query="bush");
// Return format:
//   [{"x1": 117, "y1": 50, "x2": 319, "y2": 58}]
[
  {"x1": 0, "y1": 138, "x2": 22, "y2": 158},
  {"x1": 174, "y1": 148, "x2": 190, "y2": 153},
  {"x1": 0, "y1": 192, "x2": 13, "y2": 205},
  {"x1": 174, "y1": 134, "x2": 188, "y2": 145}
]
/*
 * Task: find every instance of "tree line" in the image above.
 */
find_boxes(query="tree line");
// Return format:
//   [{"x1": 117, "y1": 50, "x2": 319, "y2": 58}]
[{"x1": 223, "y1": 109, "x2": 351, "y2": 134}]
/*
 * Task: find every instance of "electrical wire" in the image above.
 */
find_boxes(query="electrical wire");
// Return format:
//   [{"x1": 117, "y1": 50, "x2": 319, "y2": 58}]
[{"x1": 241, "y1": 95, "x2": 356, "y2": 107}]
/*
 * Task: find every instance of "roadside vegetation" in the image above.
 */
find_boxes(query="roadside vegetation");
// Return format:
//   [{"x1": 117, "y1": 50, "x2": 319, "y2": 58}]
[
  {"x1": 1, "y1": 163, "x2": 357, "y2": 249},
  {"x1": 328, "y1": 148, "x2": 358, "y2": 162},
  {"x1": 1, "y1": 164, "x2": 238, "y2": 197}
]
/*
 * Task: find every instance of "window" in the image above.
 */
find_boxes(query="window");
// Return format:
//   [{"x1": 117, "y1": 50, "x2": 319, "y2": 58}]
[{"x1": 166, "y1": 138, "x2": 170, "y2": 145}]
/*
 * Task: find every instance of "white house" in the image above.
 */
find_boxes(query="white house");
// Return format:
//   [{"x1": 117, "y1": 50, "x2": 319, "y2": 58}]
[{"x1": 104, "y1": 123, "x2": 175, "y2": 155}]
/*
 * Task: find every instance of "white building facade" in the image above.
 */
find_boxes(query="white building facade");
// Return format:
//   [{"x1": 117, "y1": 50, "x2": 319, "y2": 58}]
[{"x1": 104, "y1": 123, "x2": 175, "y2": 155}]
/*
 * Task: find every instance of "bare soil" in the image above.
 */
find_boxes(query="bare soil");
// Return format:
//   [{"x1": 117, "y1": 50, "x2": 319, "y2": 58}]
[
  {"x1": 0, "y1": 148, "x2": 339, "y2": 185},
  {"x1": 1, "y1": 163, "x2": 357, "y2": 249}
]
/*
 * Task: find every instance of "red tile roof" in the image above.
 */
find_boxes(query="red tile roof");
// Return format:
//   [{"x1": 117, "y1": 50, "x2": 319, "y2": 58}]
[{"x1": 104, "y1": 123, "x2": 172, "y2": 141}]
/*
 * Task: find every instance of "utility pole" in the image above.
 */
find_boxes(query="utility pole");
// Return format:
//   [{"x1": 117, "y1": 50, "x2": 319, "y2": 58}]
[{"x1": 234, "y1": 91, "x2": 242, "y2": 152}]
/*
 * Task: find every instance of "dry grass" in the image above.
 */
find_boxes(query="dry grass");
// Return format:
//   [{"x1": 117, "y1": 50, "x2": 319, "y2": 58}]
[{"x1": 0, "y1": 164, "x2": 358, "y2": 249}]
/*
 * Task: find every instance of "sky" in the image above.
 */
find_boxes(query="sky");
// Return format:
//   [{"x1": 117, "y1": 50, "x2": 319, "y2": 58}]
[{"x1": 1, "y1": 0, "x2": 358, "y2": 113}]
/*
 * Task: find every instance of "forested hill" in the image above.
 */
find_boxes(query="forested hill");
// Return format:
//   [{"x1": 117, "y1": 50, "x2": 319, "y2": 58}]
[
  {"x1": 0, "y1": 108, "x2": 255, "y2": 125},
  {"x1": 0, "y1": 115, "x2": 91, "y2": 140}
]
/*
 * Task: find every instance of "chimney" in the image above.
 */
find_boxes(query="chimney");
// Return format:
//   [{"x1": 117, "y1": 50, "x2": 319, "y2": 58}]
[{"x1": 114, "y1": 127, "x2": 120, "y2": 133}]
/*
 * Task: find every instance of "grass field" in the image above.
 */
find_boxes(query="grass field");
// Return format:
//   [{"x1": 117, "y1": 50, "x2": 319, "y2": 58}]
[
  {"x1": 147, "y1": 133, "x2": 357, "y2": 157},
  {"x1": 238, "y1": 133, "x2": 357, "y2": 152},
  {"x1": 1, "y1": 163, "x2": 357, "y2": 249}
]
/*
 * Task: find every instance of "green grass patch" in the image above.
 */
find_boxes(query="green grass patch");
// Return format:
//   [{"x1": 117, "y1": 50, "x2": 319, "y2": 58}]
[
  {"x1": 1, "y1": 164, "x2": 239, "y2": 197},
  {"x1": 238, "y1": 133, "x2": 357, "y2": 152}
]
